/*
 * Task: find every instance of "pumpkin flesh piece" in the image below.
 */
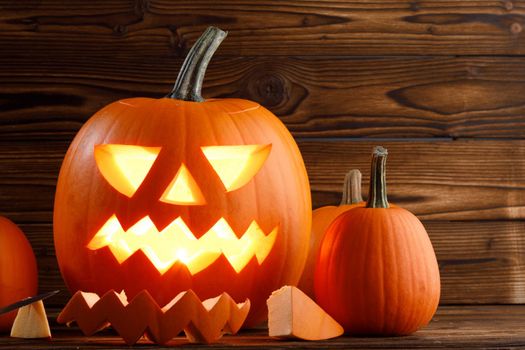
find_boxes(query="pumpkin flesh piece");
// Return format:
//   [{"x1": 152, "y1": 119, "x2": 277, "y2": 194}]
[
  {"x1": 268, "y1": 286, "x2": 343, "y2": 340},
  {"x1": 10, "y1": 301, "x2": 51, "y2": 339}
]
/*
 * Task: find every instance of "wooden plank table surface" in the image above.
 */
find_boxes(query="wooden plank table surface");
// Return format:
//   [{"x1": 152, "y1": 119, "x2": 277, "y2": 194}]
[{"x1": 0, "y1": 305, "x2": 524, "y2": 349}]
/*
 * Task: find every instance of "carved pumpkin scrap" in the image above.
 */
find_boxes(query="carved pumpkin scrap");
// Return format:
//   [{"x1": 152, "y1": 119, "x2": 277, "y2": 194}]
[
  {"x1": 57, "y1": 289, "x2": 250, "y2": 345},
  {"x1": 267, "y1": 286, "x2": 343, "y2": 340},
  {"x1": 314, "y1": 147, "x2": 440, "y2": 335},
  {"x1": 10, "y1": 300, "x2": 51, "y2": 339},
  {"x1": 53, "y1": 26, "x2": 311, "y2": 326}
]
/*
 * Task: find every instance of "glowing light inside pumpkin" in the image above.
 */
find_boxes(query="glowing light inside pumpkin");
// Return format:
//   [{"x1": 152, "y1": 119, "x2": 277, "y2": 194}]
[
  {"x1": 94, "y1": 145, "x2": 161, "y2": 197},
  {"x1": 160, "y1": 164, "x2": 206, "y2": 205},
  {"x1": 201, "y1": 144, "x2": 271, "y2": 191},
  {"x1": 87, "y1": 215, "x2": 278, "y2": 274}
]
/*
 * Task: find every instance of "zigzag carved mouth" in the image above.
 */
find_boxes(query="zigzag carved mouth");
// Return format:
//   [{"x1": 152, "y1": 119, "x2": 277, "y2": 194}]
[{"x1": 87, "y1": 215, "x2": 278, "y2": 275}]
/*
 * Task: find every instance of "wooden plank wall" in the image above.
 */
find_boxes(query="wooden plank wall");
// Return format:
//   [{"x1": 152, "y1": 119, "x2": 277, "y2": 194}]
[{"x1": 0, "y1": 0, "x2": 524, "y2": 307}]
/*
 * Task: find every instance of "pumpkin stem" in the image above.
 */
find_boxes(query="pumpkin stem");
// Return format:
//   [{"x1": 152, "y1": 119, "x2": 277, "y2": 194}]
[
  {"x1": 168, "y1": 27, "x2": 227, "y2": 102},
  {"x1": 366, "y1": 146, "x2": 389, "y2": 208},
  {"x1": 340, "y1": 169, "x2": 363, "y2": 205}
]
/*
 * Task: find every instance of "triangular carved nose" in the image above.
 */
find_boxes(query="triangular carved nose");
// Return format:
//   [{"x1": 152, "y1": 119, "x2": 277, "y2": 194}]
[{"x1": 160, "y1": 164, "x2": 206, "y2": 205}]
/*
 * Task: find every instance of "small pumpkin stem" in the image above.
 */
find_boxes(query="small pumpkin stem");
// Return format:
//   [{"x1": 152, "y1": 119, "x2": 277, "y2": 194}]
[
  {"x1": 168, "y1": 27, "x2": 227, "y2": 102},
  {"x1": 340, "y1": 169, "x2": 363, "y2": 205},
  {"x1": 366, "y1": 146, "x2": 389, "y2": 208}
]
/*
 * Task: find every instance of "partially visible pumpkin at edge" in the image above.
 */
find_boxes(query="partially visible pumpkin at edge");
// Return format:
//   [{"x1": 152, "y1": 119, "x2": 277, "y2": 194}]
[{"x1": 0, "y1": 216, "x2": 38, "y2": 332}]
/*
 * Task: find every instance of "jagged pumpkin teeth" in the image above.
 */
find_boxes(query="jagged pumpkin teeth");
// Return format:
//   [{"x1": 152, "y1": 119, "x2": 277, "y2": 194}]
[{"x1": 87, "y1": 216, "x2": 278, "y2": 274}]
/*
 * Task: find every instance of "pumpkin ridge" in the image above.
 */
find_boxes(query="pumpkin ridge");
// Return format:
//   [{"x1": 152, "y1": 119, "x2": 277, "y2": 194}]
[
  {"x1": 412, "y1": 211, "x2": 440, "y2": 330},
  {"x1": 407, "y1": 213, "x2": 427, "y2": 334},
  {"x1": 398, "y1": 211, "x2": 418, "y2": 334},
  {"x1": 413, "y1": 215, "x2": 435, "y2": 332},
  {"x1": 394, "y1": 210, "x2": 432, "y2": 334},
  {"x1": 377, "y1": 212, "x2": 388, "y2": 334},
  {"x1": 390, "y1": 210, "x2": 414, "y2": 334},
  {"x1": 358, "y1": 209, "x2": 375, "y2": 333},
  {"x1": 383, "y1": 208, "x2": 402, "y2": 332},
  {"x1": 325, "y1": 217, "x2": 347, "y2": 326}
]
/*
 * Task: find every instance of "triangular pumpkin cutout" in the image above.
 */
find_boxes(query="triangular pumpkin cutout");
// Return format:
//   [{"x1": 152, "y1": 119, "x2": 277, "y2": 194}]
[
  {"x1": 160, "y1": 164, "x2": 205, "y2": 205},
  {"x1": 10, "y1": 300, "x2": 51, "y2": 339},
  {"x1": 267, "y1": 286, "x2": 343, "y2": 340},
  {"x1": 94, "y1": 144, "x2": 161, "y2": 198},
  {"x1": 201, "y1": 144, "x2": 271, "y2": 191}
]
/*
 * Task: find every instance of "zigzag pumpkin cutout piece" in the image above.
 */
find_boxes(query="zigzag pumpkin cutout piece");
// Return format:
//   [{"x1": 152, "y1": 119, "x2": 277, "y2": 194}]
[{"x1": 57, "y1": 289, "x2": 250, "y2": 345}]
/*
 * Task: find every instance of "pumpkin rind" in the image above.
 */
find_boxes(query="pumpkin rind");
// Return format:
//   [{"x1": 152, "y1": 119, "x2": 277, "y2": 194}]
[
  {"x1": 0, "y1": 217, "x2": 38, "y2": 332},
  {"x1": 314, "y1": 147, "x2": 440, "y2": 335},
  {"x1": 53, "y1": 27, "x2": 311, "y2": 327}
]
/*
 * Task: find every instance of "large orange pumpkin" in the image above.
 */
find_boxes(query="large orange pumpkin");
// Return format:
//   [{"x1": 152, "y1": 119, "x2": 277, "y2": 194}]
[
  {"x1": 314, "y1": 147, "x2": 440, "y2": 335},
  {"x1": 53, "y1": 27, "x2": 311, "y2": 326},
  {"x1": 297, "y1": 169, "x2": 364, "y2": 298},
  {"x1": 0, "y1": 217, "x2": 38, "y2": 332}
]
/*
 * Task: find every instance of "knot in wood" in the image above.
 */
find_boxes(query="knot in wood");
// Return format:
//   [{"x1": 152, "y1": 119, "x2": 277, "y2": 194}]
[
  {"x1": 252, "y1": 73, "x2": 286, "y2": 108},
  {"x1": 511, "y1": 22, "x2": 522, "y2": 34},
  {"x1": 113, "y1": 24, "x2": 128, "y2": 36}
]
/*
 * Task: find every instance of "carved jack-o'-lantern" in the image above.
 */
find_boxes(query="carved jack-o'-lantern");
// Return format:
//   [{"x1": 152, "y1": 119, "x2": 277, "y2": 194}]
[{"x1": 53, "y1": 27, "x2": 311, "y2": 326}]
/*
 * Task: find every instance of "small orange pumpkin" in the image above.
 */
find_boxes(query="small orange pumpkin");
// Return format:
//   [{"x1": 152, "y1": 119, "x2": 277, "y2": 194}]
[
  {"x1": 297, "y1": 169, "x2": 364, "y2": 298},
  {"x1": 0, "y1": 217, "x2": 38, "y2": 332},
  {"x1": 314, "y1": 146, "x2": 440, "y2": 335}
]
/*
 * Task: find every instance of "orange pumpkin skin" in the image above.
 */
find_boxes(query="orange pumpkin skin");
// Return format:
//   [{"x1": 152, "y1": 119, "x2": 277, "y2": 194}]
[
  {"x1": 315, "y1": 208, "x2": 440, "y2": 335},
  {"x1": 314, "y1": 147, "x2": 440, "y2": 335},
  {"x1": 0, "y1": 217, "x2": 38, "y2": 332},
  {"x1": 298, "y1": 170, "x2": 364, "y2": 298},
  {"x1": 54, "y1": 97, "x2": 311, "y2": 326}
]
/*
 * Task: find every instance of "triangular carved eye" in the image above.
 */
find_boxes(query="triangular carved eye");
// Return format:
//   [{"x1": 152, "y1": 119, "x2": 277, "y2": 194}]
[
  {"x1": 94, "y1": 144, "x2": 161, "y2": 197},
  {"x1": 160, "y1": 164, "x2": 206, "y2": 205},
  {"x1": 201, "y1": 144, "x2": 271, "y2": 192}
]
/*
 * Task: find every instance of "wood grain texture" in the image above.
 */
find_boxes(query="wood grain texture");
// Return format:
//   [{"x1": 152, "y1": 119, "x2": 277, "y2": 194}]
[
  {"x1": 429, "y1": 221, "x2": 525, "y2": 304},
  {"x1": 1, "y1": 306, "x2": 525, "y2": 349},
  {"x1": 2, "y1": 140, "x2": 524, "y2": 223},
  {"x1": 1, "y1": 0, "x2": 525, "y2": 56},
  {"x1": 2, "y1": 56, "x2": 525, "y2": 139},
  {"x1": 305, "y1": 140, "x2": 525, "y2": 220}
]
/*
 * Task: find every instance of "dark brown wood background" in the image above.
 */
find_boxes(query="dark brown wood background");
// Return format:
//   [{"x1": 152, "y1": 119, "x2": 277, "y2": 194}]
[{"x1": 0, "y1": 0, "x2": 524, "y2": 308}]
